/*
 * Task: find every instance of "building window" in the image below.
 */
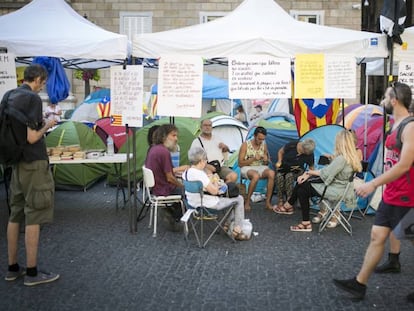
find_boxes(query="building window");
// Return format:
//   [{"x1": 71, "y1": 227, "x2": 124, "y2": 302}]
[
  {"x1": 120, "y1": 12, "x2": 152, "y2": 41},
  {"x1": 290, "y1": 10, "x2": 324, "y2": 25},
  {"x1": 199, "y1": 11, "x2": 227, "y2": 24}
]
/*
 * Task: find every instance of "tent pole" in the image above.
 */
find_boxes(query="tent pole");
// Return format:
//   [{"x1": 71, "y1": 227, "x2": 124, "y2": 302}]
[{"x1": 363, "y1": 76, "x2": 369, "y2": 160}]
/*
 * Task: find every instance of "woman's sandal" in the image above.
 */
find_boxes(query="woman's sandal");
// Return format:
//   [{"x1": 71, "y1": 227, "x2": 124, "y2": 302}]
[
  {"x1": 312, "y1": 212, "x2": 327, "y2": 224},
  {"x1": 290, "y1": 222, "x2": 312, "y2": 232},
  {"x1": 272, "y1": 202, "x2": 294, "y2": 215}
]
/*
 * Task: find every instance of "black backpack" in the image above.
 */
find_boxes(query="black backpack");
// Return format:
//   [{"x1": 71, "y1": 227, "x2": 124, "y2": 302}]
[{"x1": 0, "y1": 90, "x2": 28, "y2": 165}]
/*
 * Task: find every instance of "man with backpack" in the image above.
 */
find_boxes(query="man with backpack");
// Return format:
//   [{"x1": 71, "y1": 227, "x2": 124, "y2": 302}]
[
  {"x1": 333, "y1": 82, "x2": 414, "y2": 303},
  {"x1": 3, "y1": 64, "x2": 59, "y2": 286}
]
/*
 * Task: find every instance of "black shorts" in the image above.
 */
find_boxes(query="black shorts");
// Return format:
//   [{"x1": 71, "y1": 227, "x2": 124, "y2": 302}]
[{"x1": 374, "y1": 201, "x2": 411, "y2": 230}]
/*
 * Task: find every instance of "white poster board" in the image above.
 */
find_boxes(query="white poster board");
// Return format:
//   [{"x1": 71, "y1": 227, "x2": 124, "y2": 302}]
[
  {"x1": 110, "y1": 65, "x2": 144, "y2": 127},
  {"x1": 325, "y1": 55, "x2": 356, "y2": 99},
  {"x1": 157, "y1": 55, "x2": 203, "y2": 118},
  {"x1": 228, "y1": 55, "x2": 291, "y2": 99},
  {"x1": 398, "y1": 62, "x2": 414, "y2": 94},
  {"x1": 0, "y1": 53, "x2": 17, "y2": 99},
  {"x1": 295, "y1": 54, "x2": 356, "y2": 99}
]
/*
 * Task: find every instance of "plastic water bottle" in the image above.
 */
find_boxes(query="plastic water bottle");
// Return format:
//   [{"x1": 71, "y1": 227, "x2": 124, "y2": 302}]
[{"x1": 107, "y1": 135, "x2": 114, "y2": 156}]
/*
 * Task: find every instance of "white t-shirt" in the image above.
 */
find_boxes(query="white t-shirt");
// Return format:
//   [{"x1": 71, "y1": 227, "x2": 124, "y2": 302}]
[
  {"x1": 190, "y1": 135, "x2": 224, "y2": 164},
  {"x1": 183, "y1": 167, "x2": 219, "y2": 208}
]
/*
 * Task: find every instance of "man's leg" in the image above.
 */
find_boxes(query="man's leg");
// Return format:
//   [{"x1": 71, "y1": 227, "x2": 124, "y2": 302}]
[
  {"x1": 333, "y1": 225, "x2": 390, "y2": 299},
  {"x1": 245, "y1": 171, "x2": 259, "y2": 211},
  {"x1": 375, "y1": 231, "x2": 401, "y2": 273},
  {"x1": 357, "y1": 225, "x2": 391, "y2": 284},
  {"x1": 7, "y1": 222, "x2": 20, "y2": 266},
  {"x1": 262, "y1": 168, "x2": 275, "y2": 210},
  {"x1": 25, "y1": 224, "x2": 40, "y2": 269},
  {"x1": 5, "y1": 221, "x2": 27, "y2": 281}
]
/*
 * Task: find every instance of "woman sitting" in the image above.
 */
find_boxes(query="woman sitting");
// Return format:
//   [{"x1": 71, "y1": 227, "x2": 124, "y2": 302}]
[
  {"x1": 183, "y1": 146, "x2": 248, "y2": 240},
  {"x1": 273, "y1": 139, "x2": 315, "y2": 214},
  {"x1": 283, "y1": 130, "x2": 362, "y2": 232}
]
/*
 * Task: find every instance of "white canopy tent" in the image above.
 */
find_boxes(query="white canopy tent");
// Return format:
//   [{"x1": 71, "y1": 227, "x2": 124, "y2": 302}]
[
  {"x1": 0, "y1": 0, "x2": 128, "y2": 69},
  {"x1": 133, "y1": 0, "x2": 388, "y2": 60}
]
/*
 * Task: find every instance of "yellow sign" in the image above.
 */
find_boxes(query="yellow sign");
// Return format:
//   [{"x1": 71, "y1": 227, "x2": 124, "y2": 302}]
[{"x1": 294, "y1": 54, "x2": 324, "y2": 98}]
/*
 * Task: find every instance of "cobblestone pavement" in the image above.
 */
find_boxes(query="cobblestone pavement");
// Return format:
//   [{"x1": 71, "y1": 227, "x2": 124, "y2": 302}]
[{"x1": 1, "y1": 181, "x2": 413, "y2": 311}]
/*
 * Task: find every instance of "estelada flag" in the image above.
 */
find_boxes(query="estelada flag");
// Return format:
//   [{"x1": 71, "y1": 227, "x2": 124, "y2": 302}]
[
  {"x1": 294, "y1": 98, "x2": 340, "y2": 136},
  {"x1": 97, "y1": 96, "x2": 111, "y2": 118}
]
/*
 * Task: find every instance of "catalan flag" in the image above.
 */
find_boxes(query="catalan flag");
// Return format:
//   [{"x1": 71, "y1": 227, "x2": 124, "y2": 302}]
[
  {"x1": 294, "y1": 98, "x2": 340, "y2": 136},
  {"x1": 97, "y1": 96, "x2": 111, "y2": 118},
  {"x1": 110, "y1": 114, "x2": 123, "y2": 126}
]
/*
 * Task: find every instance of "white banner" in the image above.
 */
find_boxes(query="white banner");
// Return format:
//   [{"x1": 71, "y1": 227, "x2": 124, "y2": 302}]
[
  {"x1": 110, "y1": 65, "x2": 144, "y2": 127},
  {"x1": 325, "y1": 55, "x2": 356, "y2": 99},
  {"x1": 398, "y1": 62, "x2": 414, "y2": 94},
  {"x1": 0, "y1": 53, "x2": 17, "y2": 100},
  {"x1": 157, "y1": 55, "x2": 203, "y2": 118},
  {"x1": 228, "y1": 55, "x2": 291, "y2": 99}
]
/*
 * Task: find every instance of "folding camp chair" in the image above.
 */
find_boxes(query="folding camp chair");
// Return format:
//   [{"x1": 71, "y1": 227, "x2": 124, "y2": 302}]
[
  {"x1": 181, "y1": 180, "x2": 236, "y2": 248},
  {"x1": 142, "y1": 166, "x2": 184, "y2": 237},
  {"x1": 318, "y1": 172, "x2": 357, "y2": 235}
]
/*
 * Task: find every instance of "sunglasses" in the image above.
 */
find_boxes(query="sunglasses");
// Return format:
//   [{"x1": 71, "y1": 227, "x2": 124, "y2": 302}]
[{"x1": 390, "y1": 82, "x2": 398, "y2": 100}]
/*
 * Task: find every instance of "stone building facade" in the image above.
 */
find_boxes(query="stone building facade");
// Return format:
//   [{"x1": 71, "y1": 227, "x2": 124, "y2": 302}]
[{"x1": 0, "y1": 0, "x2": 411, "y2": 107}]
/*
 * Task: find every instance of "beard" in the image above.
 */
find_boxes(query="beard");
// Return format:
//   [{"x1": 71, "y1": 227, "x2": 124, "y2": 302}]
[
  {"x1": 384, "y1": 102, "x2": 393, "y2": 115},
  {"x1": 164, "y1": 137, "x2": 177, "y2": 152},
  {"x1": 381, "y1": 98, "x2": 393, "y2": 115}
]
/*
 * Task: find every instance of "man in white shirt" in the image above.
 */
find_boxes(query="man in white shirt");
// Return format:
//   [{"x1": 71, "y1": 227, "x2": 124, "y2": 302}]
[{"x1": 190, "y1": 119, "x2": 238, "y2": 183}]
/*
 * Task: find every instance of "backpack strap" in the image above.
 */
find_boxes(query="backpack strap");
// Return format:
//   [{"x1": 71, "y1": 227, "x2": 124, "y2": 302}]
[{"x1": 395, "y1": 116, "x2": 414, "y2": 150}]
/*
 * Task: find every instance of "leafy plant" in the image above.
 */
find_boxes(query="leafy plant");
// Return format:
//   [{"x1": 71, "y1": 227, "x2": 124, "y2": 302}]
[{"x1": 74, "y1": 69, "x2": 100, "y2": 82}]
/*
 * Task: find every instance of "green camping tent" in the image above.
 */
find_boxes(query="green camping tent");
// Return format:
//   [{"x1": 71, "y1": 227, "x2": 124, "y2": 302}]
[
  {"x1": 46, "y1": 121, "x2": 111, "y2": 190},
  {"x1": 108, "y1": 117, "x2": 200, "y2": 184}
]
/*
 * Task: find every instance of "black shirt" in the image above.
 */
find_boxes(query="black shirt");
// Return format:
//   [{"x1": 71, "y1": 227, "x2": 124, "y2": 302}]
[
  {"x1": 8, "y1": 84, "x2": 48, "y2": 162},
  {"x1": 280, "y1": 141, "x2": 314, "y2": 173}
]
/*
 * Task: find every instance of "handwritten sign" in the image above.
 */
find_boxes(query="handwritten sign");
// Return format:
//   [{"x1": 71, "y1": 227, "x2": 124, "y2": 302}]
[
  {"x1": 157, "y1": 55, "x2": 203, "y2": 118},
  {"x1": 110, "y1": 65, "x2": 144, "y2": 127},
  {"x1": 295, "y1": 54, "x2": 356, "y2": 99},
  {"x1": 325, "y1": 55, "x2": 356, "y2": 98},
  {"x1": 0, "y1": 53, "x2": 17, "y2": 99},
  {"x1": 294, "y1": 54, "x2": 324, "y2": 99},
  {"x1": 398, "y1": 62, "x2": 414, "y2": 94},
  {"x1": 228, "y1": 56, "x2": 291, "y2": 99}
]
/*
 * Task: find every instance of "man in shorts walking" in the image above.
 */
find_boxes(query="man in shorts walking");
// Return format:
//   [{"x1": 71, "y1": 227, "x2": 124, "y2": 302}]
[
  {"x1": 4, "y1": 64, "x2": 59, "y2": 286},
  {"x1": 333, "y1": 82, "x2": 414, "y2": 302}
]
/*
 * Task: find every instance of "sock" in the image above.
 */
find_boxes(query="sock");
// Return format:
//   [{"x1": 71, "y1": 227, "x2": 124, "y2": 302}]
[
  {"x1": 26, "y1": 267, "x2": 38, "y2": 277},
  {"x1": 8, "y1": 263, "x2": 19, "y2": 272}
]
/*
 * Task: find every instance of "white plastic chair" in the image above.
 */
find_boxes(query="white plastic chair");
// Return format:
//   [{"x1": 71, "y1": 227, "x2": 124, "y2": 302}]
[{"x1": 142, "y1": 166, "x2": 184, "y2": 237}]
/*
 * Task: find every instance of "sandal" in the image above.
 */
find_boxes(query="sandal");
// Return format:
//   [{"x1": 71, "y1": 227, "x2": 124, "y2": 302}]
[
  {"x1": 290, "y1": 222, "x2": 312, "y2": 232},
  {"x1": 327, "y1": 219, "x2": 338, "y2": 228},
  {"x1": 272, "y1": 202, "x2": 294, "y2": 215},
  {"x1": 312, "y1": 212, "x2": 327, "y2": 224}
]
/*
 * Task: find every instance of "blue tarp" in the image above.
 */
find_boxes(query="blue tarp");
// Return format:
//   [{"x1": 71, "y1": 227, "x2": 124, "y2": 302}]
[{"x1": 32, "y1": 57, "x2": 70, "y2": 104}]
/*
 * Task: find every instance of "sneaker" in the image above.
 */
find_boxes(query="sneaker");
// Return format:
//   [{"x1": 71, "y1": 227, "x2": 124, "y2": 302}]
[
  {"x1": 333, "y1": 277, "x2": 366, "y2": 300},
  {"x1": 407, "y1": 292, "x2": 414, "y2": 303},
  {"x1": 24, "y1": 271, "x2": 60, "y2": 286},
  {"x1": 5, "y1": 267, "x2": 26, "y2": 281},
  {"x1": 374, "y1": 259, "x2": 401, "y2": 273}
]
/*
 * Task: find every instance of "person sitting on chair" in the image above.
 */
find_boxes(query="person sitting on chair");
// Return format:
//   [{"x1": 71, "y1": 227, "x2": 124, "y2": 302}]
[
  {"x1": 145, "y1": 124, "x2": 184, "y2": 222},
  {"x1": 238, "y1": 126, "x2": 275, "y2": 212},
  {"x1": 283, "y1": 130, "x2": 362, "y2": 232},
  {"x1": 183, "y1": 146, "x2": 248, "y2": 240},
  {"x1": 190, "y1": 119, "x2": 238, "y2": 183},
  {"x1": 273, "y1": 139, "x2": 315, "y2": 214}
]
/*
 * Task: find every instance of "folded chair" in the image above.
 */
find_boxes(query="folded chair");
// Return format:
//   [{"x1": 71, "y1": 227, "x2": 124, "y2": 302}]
[
  {"x1": 181, "y1": 180, "x2": 236, "y2": 248},
  {"x1": 142, "y1": 166, "x2": 184, "y2": 237},
  {"x1": 318, "y1": 172, "x2": 357, "y2": 236}
]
